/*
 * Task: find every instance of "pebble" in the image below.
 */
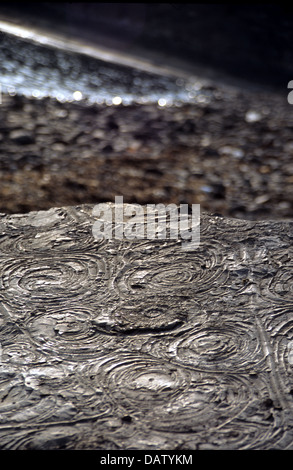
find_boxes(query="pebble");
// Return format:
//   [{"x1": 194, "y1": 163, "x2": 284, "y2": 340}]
[
  {"x1": 219, "y1": 146, "x2": 244, "y2": 158},
  {"x1": 9, "y1": 130, "x2": 35, "y2": 145},
  {"x1": 255, "y1": 195, "x2": 270, "y2": 205},
  {"x1": 245, "y1": 110, "x2": 262, "y2": 123}
]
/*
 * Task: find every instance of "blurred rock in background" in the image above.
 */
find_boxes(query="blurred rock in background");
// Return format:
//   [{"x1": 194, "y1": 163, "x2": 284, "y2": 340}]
[{"x1": 1, "y1": 3, "x2": 293, "y2": 89}]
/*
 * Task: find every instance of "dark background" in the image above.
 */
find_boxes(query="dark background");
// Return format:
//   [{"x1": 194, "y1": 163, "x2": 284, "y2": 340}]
[{"x1": 0, "y1": 2, "x2": 293, "y2": 90}]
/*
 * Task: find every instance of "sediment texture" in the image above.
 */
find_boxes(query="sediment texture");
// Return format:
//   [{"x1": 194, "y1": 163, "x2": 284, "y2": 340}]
[
  {"x1": 0, "y1": 87, "x2": 293, "y2": 221},
  {"x1": 0, "y1": 204, "x2": 292, "y2": 449}
]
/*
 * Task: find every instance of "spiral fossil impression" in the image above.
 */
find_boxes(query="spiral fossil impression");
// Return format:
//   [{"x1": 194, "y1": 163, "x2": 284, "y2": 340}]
[{"x1": 0, "y1": 204, "x2": 292, "y2": 450}]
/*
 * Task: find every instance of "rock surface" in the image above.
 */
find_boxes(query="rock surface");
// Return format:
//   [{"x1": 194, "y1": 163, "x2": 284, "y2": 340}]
[{"x1": 0, "y1": 204, "x2": 292, "y2": 450}]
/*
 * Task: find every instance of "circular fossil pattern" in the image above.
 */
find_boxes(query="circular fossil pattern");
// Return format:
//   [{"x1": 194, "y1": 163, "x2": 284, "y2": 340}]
[
  {"x1": 169, "y1": 320, "x2": 265, "y2": 372},
  {"x1": 0, "y1": 205, "x2": 292, "y2": 449},
  {"x1": 263, "y1": 308, "x2": 293, "y2": 377},
  {"x1": 113, "y1": 244, "x2": 228, "y2": 300},
  {"x1": 259, "y1": 268, "x2": 293, "y2": 306},
  {"x1": 0, "y1": 206, "x2": 109, "y2": 257},
  {"x1": 1, "y1": 338, "x2": 43, "y2": 365},
  {"x1": 148, "y1": 372, "x2": 265, "y2": 434},
  {"x1": 95, "y1": 353, "x2": 191, "y2": 411},
  {"x1": 96, "y1": 354, "x2": 260, "y2": 433},
  {"x1": 111, "y1": 295, "x2": 192, "y2": 332},
  {"x1": 1, "y1": 253, "x2": 112, "y2": 314},
  {"x1": 27, "y1": 307, "x2": 118, "y2": 360},
  {"x1": 0, "y1": 227, "x2": 106, "y2": 256}
]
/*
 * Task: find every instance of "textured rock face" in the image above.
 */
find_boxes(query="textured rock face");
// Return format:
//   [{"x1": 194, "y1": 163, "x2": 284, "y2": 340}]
[{"x1": 0, "y1": 204, "x2": 292, "y2": 450}]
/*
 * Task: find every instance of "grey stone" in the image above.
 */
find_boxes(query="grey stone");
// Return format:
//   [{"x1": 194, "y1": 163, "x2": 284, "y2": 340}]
[
  {"x1": 0, "y1": 203, "x2": 292, "y2": 450},
  {"x1": 9, "y1": 130, "x2": 35, "y2": 145}
]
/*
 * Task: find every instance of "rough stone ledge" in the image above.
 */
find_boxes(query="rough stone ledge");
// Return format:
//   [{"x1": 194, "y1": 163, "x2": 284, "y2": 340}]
[{"x1": 0, "y1": 204, "x2": 292, "y2": 450}]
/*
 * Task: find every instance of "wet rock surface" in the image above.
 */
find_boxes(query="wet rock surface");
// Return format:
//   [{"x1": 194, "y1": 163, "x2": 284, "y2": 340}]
[
  {"x1": 0, "y1": 85, "x2": 292, "y2": 221},
  {"x1": 0, "y1": 204, "x2": 292, "y2": 450}
]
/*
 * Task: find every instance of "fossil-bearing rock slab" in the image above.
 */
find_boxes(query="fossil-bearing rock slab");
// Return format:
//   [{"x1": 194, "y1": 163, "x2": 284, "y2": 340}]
[{"x1": 0, "y1": 204, "x2": 292, "y2": 450}]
